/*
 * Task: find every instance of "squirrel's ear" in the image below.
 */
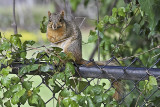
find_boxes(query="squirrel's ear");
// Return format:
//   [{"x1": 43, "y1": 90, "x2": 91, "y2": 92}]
[
  {"x1": 60, "y1": 10, "x2": 65, "y2": 19},
  {"x1": 48, "y1": 11, "x2": 51, "y2": 17}
]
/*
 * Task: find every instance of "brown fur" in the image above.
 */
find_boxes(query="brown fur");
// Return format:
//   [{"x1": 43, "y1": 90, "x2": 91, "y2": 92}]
[{"x1": 46, "y1": 10, "x2": 123, "y2": 101}]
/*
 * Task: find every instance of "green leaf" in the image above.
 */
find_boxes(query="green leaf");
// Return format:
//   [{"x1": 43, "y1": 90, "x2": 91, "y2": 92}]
[
  {"x1": 92, "y1": 85, "x2": 103, "y2": 95},
  {"x1": 93, "y1": 95, "x2": 103, "y2": 103},
  {"x1": 145, "y1": 76, "x2": 158, "y2": 91},
  {"x1": 103, "y1": 15, "x2": 109, "y2": 23},
  {"x1": 109, "y1": 16, "x2": 118, "y2": 24},
  {"x1": 87, "y1": 97, "x2": 95, "y2": 107},
  {"x1": 88, "y1": 30, "x2": 97, "y2": 43},
  {"x1": 0, "y1": 39, "x2": 11, "y2": 50},
  {"x1": 148, "y1": 76, "x2": 157, "y2": 85},
  {"x1": 20, "y1": 50, "x2": 27, "y2": 59},
  {"x1": 60, "y1": 88, "x2": 75, "y2": 97},
  {"x1": 139, "y1": 0, "x2": 160, "y2": 36},
  {"x1": 70, "y1": 95, "x2": 83, "y2": 102},
  {"x1": 97, "y1": 21, "x2": 104, "y2": 32},
  {"x1": 85, "y1": 85, "x2": 103, "y2": 96},
  {"x1": 112, "y1": 8, "x2": 117, "y2": 17},
  {"x1": 4, "y1": 100, "x2": 12, "y2": 107},
  {"x1": 4, "y1": 90, "x2": 13, "y2": 98},
  {"x1": 22, "y1": 81, "x2": 32, "y2": 90},
  {"x1": 78, "y1": 96, "x2": 87, "y2": 106},
  {"x1": 10, "y1": 84, "x2": 21, "y2": 93},
  {"x1": 19, "y1": 64, "x2": 39, "y2": 76},
  {"x1": 65, "y1": 62, "x2": 75, "y2": 76},
  {"x1": 118, "y1": 7, "x2": 126, "y2": 17},
  {"x1": 0, "y1": 66, "x2": 12, "y2": 76},
  {"x1": 78, "y1": 81, "x2": 88, "y2": 92},
  {"x1": 40, "y1": 64, "x2": 50, "y2": 72},
  {"x1": 36, "y1": 51, "x2": 49, "y2": 60},
  {"x1": 56, "y1": 72, "x2": 65, "y2": 80},
  {"x1": 11, "y1": 77, "x2": 20, "y2": 84},
  {"x1": 0, "y1": 98, "x2": 3, "y2": 107},
  {"x1": 11, "y1": 88, "x2": 26, "y2": 105},
  {"x1": 10, "y1": 34, "x2": 22, "y2": 49},
  {"x1": 6, "y1": 51, "x2": 12, "y2": 58},
  {"x1": 33, "y1": 87, "x2": 41, "y2": 94},
  {"x1": 37, "y1": 97, "x2": 45, "y2": 107},
  {"x1": 51, "y1": 55, "x2": 60, "y2": 64},
  {"x1": 23, "y1": 40, "x2": 35, "y2": 47},
  {"x1": 133, "y1": 23, "x2": 141, "y2": 34},
  {"x1": 84, "y1": 86, "x2": 92, "y2": 95},
  {"x1": 40, "y1": 16, "x2": 48, "y2": 33},
  {"x1": 1, "y1": 76, "x2": 11, "y2": 88},
  {"x1": 59, "y1": 52, "x2": 67, "y2": 59},
  {"x1": 62, "y1": 98, "x2": 79, "y2": 107},
  {"x1": 52, "y1": 47, "x2": 63, "y2": 53},
  {"x1": 64, "y1": 62, "x2": 75, "y2": 86},
  {"x1": 20, "y1": 92, "x2": 28, "y2": 105},
  {"x1": 28, "y1": 94, "x2": 39, "y2": 106},
  {"x1": 48, "y1": 78, "x2": 55, "y2": 86},
  {"x1": 53, "y1": 83, "x2": 61, "y2": 93},
  {"x1": 102, "y1": 93, "x2": 109, "y2": 103}
]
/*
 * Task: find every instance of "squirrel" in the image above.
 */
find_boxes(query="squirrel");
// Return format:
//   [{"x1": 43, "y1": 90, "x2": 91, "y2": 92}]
[{"x1": 46, "y1": 10, "x2": 124, "y2": 101}]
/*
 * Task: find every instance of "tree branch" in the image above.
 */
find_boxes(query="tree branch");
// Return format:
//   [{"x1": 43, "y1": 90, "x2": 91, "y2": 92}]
[
  {"x1": 12, "y1": 0, "x2": 18, "y2": 34},
  {"x1": 89, "y1": 0, "x2": 118, "y2": 60},
  {"x1": 96, "y1": 0, "x2": 100, "y2": 61}
]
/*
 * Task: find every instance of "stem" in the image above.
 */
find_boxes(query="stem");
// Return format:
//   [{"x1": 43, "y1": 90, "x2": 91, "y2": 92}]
[
  {"x1": 96, "y1": 0, "x2": 100, "y2": 61},
  {"x1": 13, "y1": 0, "x2": 18, "y2": 34}
]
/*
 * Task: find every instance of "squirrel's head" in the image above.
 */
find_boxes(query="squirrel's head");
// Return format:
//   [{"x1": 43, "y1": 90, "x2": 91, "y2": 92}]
[{"x1": 48, "y1": 10, "x2": 65, "y2": 30}]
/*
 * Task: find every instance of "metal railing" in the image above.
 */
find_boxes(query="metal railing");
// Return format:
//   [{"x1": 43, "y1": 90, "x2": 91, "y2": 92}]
[{"x1": 2, "y1": 56, "x2": 160, "y2": 107}]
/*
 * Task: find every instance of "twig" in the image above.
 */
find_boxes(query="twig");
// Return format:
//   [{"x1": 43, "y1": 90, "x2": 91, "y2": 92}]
[
  {"x1": 119, "y1": 45, "x2": 160, "y2": 61},
  {"x1": 108, "y1": 0, "x2": 118, "y2": 15},
  {"x1": 89, "y1": 0, "x2": 118, "y2": 60},
  {"x1": 96, "y1": 0, "x2": 100, "y2": 61},
  {"x1": 12, "y1": 0, "x2": 18, "y2": 34}
]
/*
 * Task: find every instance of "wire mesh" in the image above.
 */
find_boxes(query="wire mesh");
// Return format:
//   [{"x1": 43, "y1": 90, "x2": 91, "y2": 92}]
[{"x1": 1, "y1": 46, "x2": 160, "y2": 107}]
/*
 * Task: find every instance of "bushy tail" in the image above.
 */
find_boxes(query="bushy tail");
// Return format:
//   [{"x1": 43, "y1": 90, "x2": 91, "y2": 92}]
[
  {"x1": 78, "y1": 59, "x2": 124, "y2": 101},
  {"x1": 112, "y1": 80, "x2": 124, "y2": 101},
  {"x1": 78, "y1": 59, "x2": 115, "y2": 66}
]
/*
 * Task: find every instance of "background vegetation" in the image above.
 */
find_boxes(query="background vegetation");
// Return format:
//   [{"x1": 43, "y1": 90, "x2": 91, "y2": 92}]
[{"x1": 0, "y1": 0, "x2": 160, "y2": 106}]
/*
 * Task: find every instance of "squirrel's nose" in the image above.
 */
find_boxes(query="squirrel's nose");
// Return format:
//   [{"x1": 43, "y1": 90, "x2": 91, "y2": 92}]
[{"x1": 52, "y1": 24, "x2": 57, "y2": 30}]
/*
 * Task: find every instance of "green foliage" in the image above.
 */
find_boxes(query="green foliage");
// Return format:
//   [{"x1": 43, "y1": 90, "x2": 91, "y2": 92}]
[
  {"x1": 19, "y1": 64, "x2": 39, "y2": 76},
  {"x1": 1, "y1": 0, "x2": 160, "y2": 106},
  {"x1": 0, "y1": 31, "x2": 120, "y2": 106},
  {"x1": 70, "y1": 0, "x2": 81, "y2": 11},
  {"x1": 139, "y1": 0, "x2": 160, "y2": 37},
  {"x1": 40, "y1": 16, "x2": 48, "y2": 33},
  {"x1": 84, "y1": 0, "x2": 160, "y2": 67},
  {"x1": 0, "y1": 39, "x2": 11, "y2": 51}
]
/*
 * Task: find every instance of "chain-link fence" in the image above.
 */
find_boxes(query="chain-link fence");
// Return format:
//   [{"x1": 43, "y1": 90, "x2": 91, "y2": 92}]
[{"x1": 2, "y1": 52, "x2": 160, "y2": 107}]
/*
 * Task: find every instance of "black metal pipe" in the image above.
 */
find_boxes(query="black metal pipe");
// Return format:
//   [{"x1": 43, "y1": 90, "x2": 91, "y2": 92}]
[
  {"x1": 2, "y1": 63, "x2": 160, "y2": 81},
  {"x1": 78, "y1": 66, "x2": 160, "y2": 80}
]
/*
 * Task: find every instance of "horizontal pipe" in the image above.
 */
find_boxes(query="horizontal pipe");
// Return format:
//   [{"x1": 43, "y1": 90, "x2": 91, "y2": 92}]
[
  {"x1": 78, "y1": 66, "x2": 160, "y2": 80},
  {"x1": 2, "y1": 63, "x2": 160, "y2": 81}
]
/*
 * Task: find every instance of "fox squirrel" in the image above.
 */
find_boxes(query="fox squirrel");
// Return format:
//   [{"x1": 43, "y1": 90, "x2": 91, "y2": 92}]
[{"x1": 46, "y1": 10, "x2": 123, "y2": 101}]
